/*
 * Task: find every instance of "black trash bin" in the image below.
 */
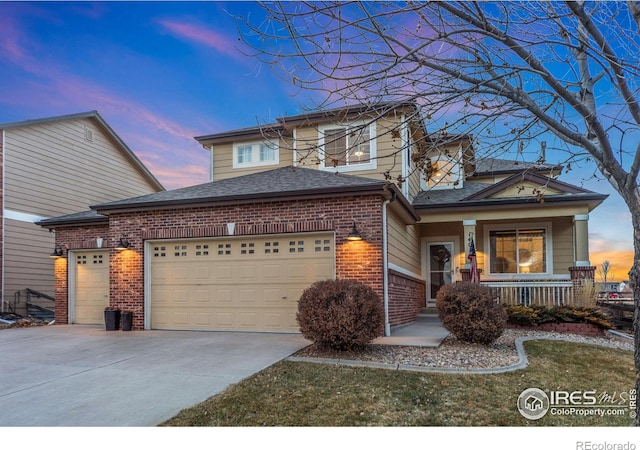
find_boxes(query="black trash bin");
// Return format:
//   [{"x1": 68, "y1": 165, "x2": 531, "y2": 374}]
[
  {"x1": 121, "y1": 311, "x2": 133, "y2": 331},
  {"x1": 104, "y1": 308, "x2": 121, "y2": 331}
]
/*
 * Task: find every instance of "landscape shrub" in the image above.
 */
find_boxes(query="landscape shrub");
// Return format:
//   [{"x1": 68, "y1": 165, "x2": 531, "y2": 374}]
[
  {"x1": 436, "y1": 282, "x2": 507, "y2": 345},
  {"x1": 504, "y1": 304, "x2": 612, "y2": 329},
  {"x1": 296, "y1": 279, "x2": 384, "y2": 350}
]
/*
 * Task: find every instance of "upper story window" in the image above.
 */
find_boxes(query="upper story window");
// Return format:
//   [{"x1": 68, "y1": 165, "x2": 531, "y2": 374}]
[
  {"x1": 233, "y1": 140, "x2": 279, "y2": 168},
  {"x1": 319, "y1": 122, "x2": 377, "y2": 172},
  {"x1": 422, "y1": 155, "x2": 463, "y2": 190}
]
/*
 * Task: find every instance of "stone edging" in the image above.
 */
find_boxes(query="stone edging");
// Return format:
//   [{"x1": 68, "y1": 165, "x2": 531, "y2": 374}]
[{"x1": 286, "y1": 336, "x2": 629, "y2": 375}]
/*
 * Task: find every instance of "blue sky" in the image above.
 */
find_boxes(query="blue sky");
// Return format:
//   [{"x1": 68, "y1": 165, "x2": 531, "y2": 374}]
[{"x1": 0, "y1": 1, "x2": 633, "y2": 278}]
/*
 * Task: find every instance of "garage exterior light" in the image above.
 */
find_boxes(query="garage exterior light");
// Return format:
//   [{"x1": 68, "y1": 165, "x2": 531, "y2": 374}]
[
  {"x1": 346, "y1": 222, "x2": 363, "y2": 241},
  {"x1": 115, "y1": 237, "x2": 131, "y2": 251},
  {"x1": 49, "y1": 244, "x2": 64, "y2": 258}
]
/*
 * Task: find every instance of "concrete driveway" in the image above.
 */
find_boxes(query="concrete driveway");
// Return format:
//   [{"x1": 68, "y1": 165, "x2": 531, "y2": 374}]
[{"x1": 0, "y1": 325, "x2": 308, "y2": 426}]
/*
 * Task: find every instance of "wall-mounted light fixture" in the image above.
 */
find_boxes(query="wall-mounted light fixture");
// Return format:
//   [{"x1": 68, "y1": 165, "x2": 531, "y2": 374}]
[
  {"x1": 346, "y1": 222, "x2": 363, "y2": 241},
  {"x1": 49, "y1": 244, "x2": 65, "y2": 259},
  {"x1": 114, "y1": 236, "x2": 131, "y2": 251}
]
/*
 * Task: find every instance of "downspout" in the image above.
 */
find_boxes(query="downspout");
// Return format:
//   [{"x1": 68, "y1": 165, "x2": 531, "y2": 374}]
[
  {"x1": 1, "y1": 130, "x2": 4, "y2": 313},
  {"x1": 382, "y1": 189, "x2": 396, "y2": 336},
  {"x1": 209, "y1": 145, "x2": 214, "y2": 182},
  {"x1": 293, "y1": 128, "x2": 297, "y2": 167}
]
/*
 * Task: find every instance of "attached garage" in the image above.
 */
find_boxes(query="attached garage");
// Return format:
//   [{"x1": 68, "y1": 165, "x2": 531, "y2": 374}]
[
  {"x1": 71, "y1": 250, "x2": 110, "y2": 325},
  {"x1": 147, "y1": 233, "x2": 335, "y2": 332},
  {"x1": 39, "y1": 166, "x2": 403, "y2": 332}
]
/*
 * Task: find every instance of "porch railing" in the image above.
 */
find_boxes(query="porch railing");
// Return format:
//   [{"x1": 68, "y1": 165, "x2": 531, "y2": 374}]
[{"x1": 481, "y1": 280, "x2": 577, "y2": 307}]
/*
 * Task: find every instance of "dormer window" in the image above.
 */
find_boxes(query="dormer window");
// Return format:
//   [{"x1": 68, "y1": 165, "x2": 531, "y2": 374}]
[
  {"x1": 421, "y1": 152, "x2": 464, "y2": 190},
  {"x1": 319, "y1": 122, "x2": 377, "y2": 172},
  {"x1": 233, "y1": 140, "x2": 279, "y2": 168}
]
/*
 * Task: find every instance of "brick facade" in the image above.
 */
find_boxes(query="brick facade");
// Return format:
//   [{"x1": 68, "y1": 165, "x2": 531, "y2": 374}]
[
  {"x1": 387, "y1": 269, "x2": 426, "y2": 327},
  {"x1": 53, "y1": 195, "x2": 387, "y2": 331}
]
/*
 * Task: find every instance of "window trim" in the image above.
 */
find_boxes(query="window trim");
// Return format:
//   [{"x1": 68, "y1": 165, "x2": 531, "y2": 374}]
[
  {"x1": 318, "y1": 121, "x2": 377, "y2": 172},
  {"x1": 483, "y1": 221, "x2": 553, "y2": 278},
  {"x1": 232, "y1": 140, "x2": 279, "y2": 169}
]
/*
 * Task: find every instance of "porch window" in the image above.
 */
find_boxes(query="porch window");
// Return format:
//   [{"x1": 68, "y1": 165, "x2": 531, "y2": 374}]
[
  {"x1": 233, "y1": 140, "x2": 279, "y2": 168},
  {"x1": 489, "y1": 228, "x2": 547, "y2": 274},
  {"x1": 319, "y1": 122, "x2": 376, "y2": 171}
]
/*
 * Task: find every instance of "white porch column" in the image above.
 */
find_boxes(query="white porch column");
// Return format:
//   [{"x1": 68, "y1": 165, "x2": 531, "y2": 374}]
[{"x1": 573, "y1": 214, "x2": 590, "y2": 266}]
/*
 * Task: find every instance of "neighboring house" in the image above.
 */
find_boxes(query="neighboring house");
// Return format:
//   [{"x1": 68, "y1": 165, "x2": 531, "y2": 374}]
[
  {"x1": 38, "y1": 102, "x2": 606, "y2": 334},
  {"x1": 0, "y1": 111, "x2": 163, "y2": 318}
]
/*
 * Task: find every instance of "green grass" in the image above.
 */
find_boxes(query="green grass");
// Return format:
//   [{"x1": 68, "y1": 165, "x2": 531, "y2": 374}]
[{"x1": 160, "y1": 340, "x2": 635, "y2": 426}]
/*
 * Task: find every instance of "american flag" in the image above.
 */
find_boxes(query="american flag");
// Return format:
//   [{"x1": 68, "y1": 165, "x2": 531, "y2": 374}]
[{"x1": 468, "y1": 236, "x2": 480, "y2": 283}]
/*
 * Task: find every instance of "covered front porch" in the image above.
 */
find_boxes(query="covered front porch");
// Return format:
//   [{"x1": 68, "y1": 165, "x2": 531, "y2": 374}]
[{"x1": 419, "y1": 212, "x2": 596, "y2": 308}]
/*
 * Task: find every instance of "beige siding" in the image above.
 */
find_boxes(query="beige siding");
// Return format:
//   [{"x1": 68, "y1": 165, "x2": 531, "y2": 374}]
[
  {"x1": 406, "y1": 159, "x2": 422, "y2": 202},
  {"x1": 551, "y1": 216, "x2": 574, "y2": 274},
  {"x1": 489, "y1": 181, "x2": 563, "y2": 199},
  {"x1": 4, "y1": 219, "x2": 54, "y2": 314},
  {"x1": 213, "y1": 116, "x2": 409, "y2": 186},
  {"x1": 293, "y1": 126, "x2": 320, "y2": 168},
  {"x1": 4, "y1": 118, "x2": 160, "y2": 216},
  {"x1": 387, "y1": 209, "x2": 421, "y2": 275},
  {"x1": 213, "y1": 137, "x2": 294, "y2": 181}
]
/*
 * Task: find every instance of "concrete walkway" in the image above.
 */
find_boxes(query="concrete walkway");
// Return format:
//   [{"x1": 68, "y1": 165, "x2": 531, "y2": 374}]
[
  {"x1": 373, "y1": 308, "x2": 450, "y2": 348},
  {"x1": 374, "y1": 321, "x2": 450, "y2": 347},
  {"x1": 0, "y1": 325, "x2": 308, "y2": 426}
]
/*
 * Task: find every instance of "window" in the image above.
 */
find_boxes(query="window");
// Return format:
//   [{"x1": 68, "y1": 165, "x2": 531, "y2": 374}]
[
  {"x1": 233, "y1": 141, "x2": 279, "y2": 168},
  {"x1": 319, "y1": 122, "x2": 376, "y2": 171},
  {"x1": 422, "y1": 156, "x2": 463, "y2": 190},
  {"x1": 489, "y1": 227, "x2": 548, "y2": 274}
]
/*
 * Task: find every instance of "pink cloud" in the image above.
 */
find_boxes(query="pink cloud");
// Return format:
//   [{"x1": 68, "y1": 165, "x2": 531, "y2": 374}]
[
  {"x1": 0, "y1": 14, "x2": 30, "y2": 63},
  {"x1": 157, "y1": 19, "x2": 241, "y2": 59}
]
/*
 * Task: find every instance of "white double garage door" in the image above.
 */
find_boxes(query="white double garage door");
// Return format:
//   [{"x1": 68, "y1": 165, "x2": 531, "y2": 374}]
[{"x1": 72, "y1": 233, "x2": 335, "y2": 332}]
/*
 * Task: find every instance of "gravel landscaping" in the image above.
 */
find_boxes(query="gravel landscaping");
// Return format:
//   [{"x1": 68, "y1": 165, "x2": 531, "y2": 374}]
[{"x1": 293, "y1": 328, "x2": 634, "y2": 370}]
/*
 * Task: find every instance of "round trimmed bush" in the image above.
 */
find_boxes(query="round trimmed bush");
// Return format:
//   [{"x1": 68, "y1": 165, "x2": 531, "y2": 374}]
[
  {"x1": 296, "y1": 279, "x2": 384, "y2": 350},
  {"x1": 436, "y1": 282, "x2": 506, "y2": 345}
]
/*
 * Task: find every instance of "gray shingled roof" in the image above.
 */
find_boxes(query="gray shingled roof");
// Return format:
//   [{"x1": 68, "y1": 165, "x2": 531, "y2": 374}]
[
  {"x1": 92, "y1": 166, "x2": 388, "y2": 212},
  {"x1": 413, "y1": 182, "x2": 489, "y2": 207},
  {"x1": 473, "y1": 158, "x2": 561, "y2": 176},
  {"x1": 413, "y1": 177, "x2": 607, "y2": 209},
  {"x1": 36, "y1": 209, "x2": 108, "y2": 227}
]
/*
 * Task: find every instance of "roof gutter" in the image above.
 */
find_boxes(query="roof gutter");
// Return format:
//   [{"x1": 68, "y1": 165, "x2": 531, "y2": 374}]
[
  {"x1": 36, "y1": 215, "x2": 109, "y2": 229},
  {"x1": 414, "y1": 193, "x2": 609, "y2": 212},
  {"x1": 1, "y1": 129, "x2": 4, "y2": 313}
]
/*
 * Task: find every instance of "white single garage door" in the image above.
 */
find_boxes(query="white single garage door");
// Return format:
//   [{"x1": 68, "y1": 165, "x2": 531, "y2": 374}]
[
  {"x1": 73, "y1": 250, "x2": 110, "y2": 325},
  {"x1": 148, "y1": 233, "x2": 335, "y2": 332}
]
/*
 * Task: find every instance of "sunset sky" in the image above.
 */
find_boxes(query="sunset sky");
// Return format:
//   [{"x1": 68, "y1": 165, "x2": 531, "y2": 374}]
[{"x1": 0, "y1": 2, "x2": 634, "y2": 281}]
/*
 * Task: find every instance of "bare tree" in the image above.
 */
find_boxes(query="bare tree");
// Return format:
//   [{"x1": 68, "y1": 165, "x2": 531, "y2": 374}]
[
  {"x1": 598, "y1": 260, "x2": 613, "y2": 288},
  {"x1": 239, "y1": 1, "x2": 640, "y2": 422}
]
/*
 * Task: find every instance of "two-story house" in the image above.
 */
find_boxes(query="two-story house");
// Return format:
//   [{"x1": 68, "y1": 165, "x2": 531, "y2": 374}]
[
  {"x1": 0, "y1": 111, "x2": 163, "y2": 320},
  {"x1": 38, "y1": 102, "x2": 606, "y2": 334}
]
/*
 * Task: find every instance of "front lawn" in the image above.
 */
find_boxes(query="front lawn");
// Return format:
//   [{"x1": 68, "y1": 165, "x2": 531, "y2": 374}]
[{"x1": 160, "y1": 340, "x2": 635, "y2": 426}]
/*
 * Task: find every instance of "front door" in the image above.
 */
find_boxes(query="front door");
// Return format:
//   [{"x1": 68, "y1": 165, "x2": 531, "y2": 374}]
[{"x1": 427, "y1": 242, "x2": 454, "y2": 307}]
